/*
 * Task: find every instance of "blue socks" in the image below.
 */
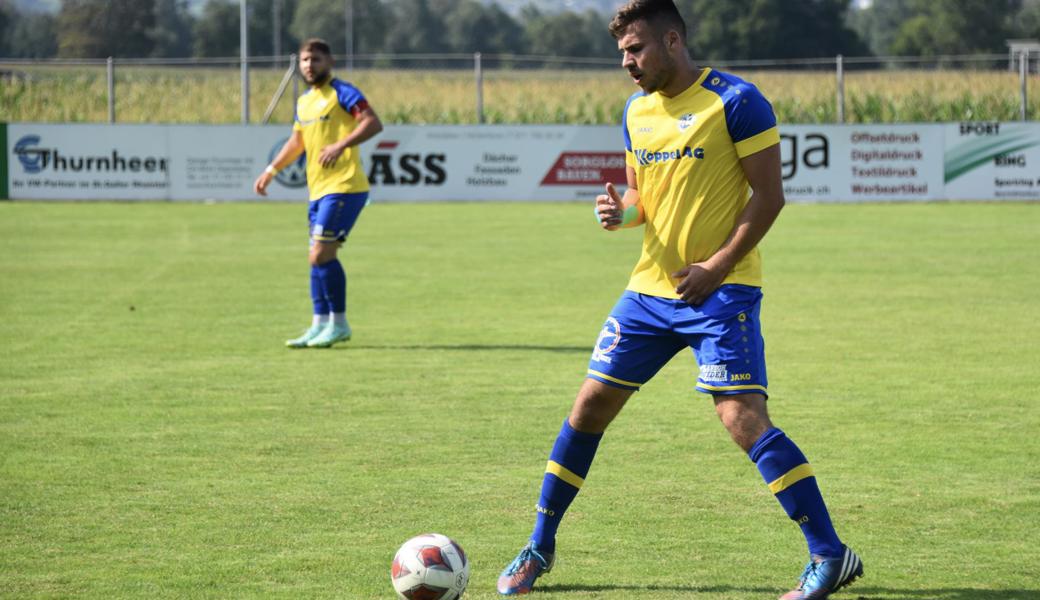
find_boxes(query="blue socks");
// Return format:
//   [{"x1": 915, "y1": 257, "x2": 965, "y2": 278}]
[
  {"x1": 749, "y1": 427, "x2": 843, "y2": 558},
  {"x1": 530, "y1": 420, "x2": 603, "y2": 553},
  {"x1": 312, "y1": 259, "x2": 347, "y2": 315},
  {"x1": 310, "y1": 266, "x2": 331, "y2": 316}
]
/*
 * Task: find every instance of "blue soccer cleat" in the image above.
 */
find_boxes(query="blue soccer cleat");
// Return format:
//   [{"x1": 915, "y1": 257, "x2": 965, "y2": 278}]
[
  {"x1": 780, "y1": 545, "x2": 863, "y2": 600},
  {"x1": 497, "y1": 541, "x2": 554, "y2": 595}
]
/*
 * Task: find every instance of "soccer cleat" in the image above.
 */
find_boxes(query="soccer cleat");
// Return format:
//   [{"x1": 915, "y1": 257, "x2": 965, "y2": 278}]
[
  {"x1": 285, "y1": 324, "x2": 325, "y2": 348},
  {"x1": 306, "y1": 322, "x2": 352, "y2": 348},
  {"x1": 780, "y1": 545, "x2": 863, "y2": 600},
  {"x1": 497, "y1": 541, "x2": 554, "y2": 595}
]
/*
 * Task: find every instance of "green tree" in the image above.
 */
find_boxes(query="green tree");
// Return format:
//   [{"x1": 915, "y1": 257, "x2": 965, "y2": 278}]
[
  {"x1": 848, "y1": 0, "x2": 915, "y2": 56},
  {"x1": 193, "y1": 0, "x2": 238, "y2": 57},
  {"x1": 679, "y1": 0, "x2": 868, "y2": 60},
  {"x1": 866, "y1": 0, "x2": 1021, "y2": 56},
  {"x1": 247, "y1": 0, "x2": 297, "y2": 57},
  {"x1": 291, "y1": 0, "x2": 389, "y2": 57},
  {"x1": 1016, "y1": 0, "x2": 1040, "y2": 37},
  {"x1": 4, "y1": 11, "x2": 59, "y2": 57},
  {"x1": 149, "y1": 0, "x2": 193, "y2": 58},
  {"x1": 57, "y1": 0, "x2": 156, "y2": 57},
  {"x1": 430, "y1": 0, "x2": 524, "y2": 55},
  {"x1": 524, "y1": 8, "x2": 615, "y2": 58},
  {"x1": 382, "y1": 0, "x2": 447, "y2": 54}
]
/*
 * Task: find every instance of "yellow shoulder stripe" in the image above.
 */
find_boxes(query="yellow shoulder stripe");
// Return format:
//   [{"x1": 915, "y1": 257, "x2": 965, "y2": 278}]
[
  {"x1": 768, "y1": 463, "x2": 814, "y2": 494},
  {"x1": 546, "y1": 460, "x2": 585, "y2": 489},
  {"x1": 734, "y1": 127, "x2": 780, "y2": 158}
]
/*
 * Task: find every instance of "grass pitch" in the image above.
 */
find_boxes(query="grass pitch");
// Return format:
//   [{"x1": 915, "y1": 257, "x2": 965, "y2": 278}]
[{"x1": 1, "y1": 201, "x2": 1038, "y2": 599}]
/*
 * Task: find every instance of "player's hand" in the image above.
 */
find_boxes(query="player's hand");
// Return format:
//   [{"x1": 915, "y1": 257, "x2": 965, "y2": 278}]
[
  {"x1": 672, "y1": 259, "x2": 729, "y2": 306},
  {"x1": 253, "y1": 171, "x2": 272, "y2": 196},
  {"x1": 596, "y1": 182, "x2": 624, "y2": 231},
  {"x1": 318, "y1": 143, "x2": 345, "y2": 168}
]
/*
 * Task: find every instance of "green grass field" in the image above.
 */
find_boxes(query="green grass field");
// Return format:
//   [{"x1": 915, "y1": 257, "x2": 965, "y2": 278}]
[{"x1": 1, "y1": 201, "x2": 1039, "y2": 599}]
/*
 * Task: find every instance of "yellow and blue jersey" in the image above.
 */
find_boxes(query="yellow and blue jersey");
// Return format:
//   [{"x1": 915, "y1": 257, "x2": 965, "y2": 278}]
[
  {"x1": 294, "y1": 77, "x2": 371, "y2": 200},
  {"x1": 623, "y1": 68, "x2": 780, "y2": 298}
]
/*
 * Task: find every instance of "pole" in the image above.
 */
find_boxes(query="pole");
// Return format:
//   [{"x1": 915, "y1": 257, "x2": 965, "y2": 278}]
[
  {"x1": 475, "y1": 52, "x2": 484, "y2": 124},
  {"x1": 345, "y1": 0, "x2": 354, "y2": 71},
  {"x1": 292, "y1": 55, "x2": 299, "y2": 109},
  {"x1": 836, "y1": 54, "x2": 845, "y2": 124},
  {"x1": 106, "y1": 57, "x2": 115, "y2": 124},
  {"x1": 290, "y1": 54, "x2": 298, "y2": 121},
  {"x1": 1021, "y1": 50, "x2": 1029, "y2": 122},
  {"x1": 273, "y1": 0, "x2": 281, "y2": 66},
  {"x1": 240, "y1": 0, "x2": 250, "y2": 124}
]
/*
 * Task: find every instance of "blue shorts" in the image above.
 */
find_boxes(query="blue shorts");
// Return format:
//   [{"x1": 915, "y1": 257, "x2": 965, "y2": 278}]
[
  {"x1": 308, "y1": 192, "x2": 368, "y2": 243},
  {"x1": 586, "y1": 285, "x2": 768, "y2": 398}
]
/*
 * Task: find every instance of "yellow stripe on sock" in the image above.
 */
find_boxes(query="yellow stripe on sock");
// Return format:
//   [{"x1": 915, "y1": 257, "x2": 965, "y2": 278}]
[
  {"x1": 768, "y1": 463, "x2": 814, "y2": 494},
  {"x1": 546, "y1": 460, "x2": 585, "y2": 489}
]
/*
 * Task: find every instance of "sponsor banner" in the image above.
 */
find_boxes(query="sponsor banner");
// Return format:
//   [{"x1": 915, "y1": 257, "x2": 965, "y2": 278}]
[
  {"x1": 1, "y1": 123, "x2": 7, "y2": 200},
  {"x1": 7, "y1": 124, "x2": 170, "y2": 200},
  {"x1": 364, "y1": 126, "x2": 623, "y2": 202},
  {"x1": 5, "y1": 122, "x2": 1039, "y2": 202},
  {"x1": 944, "y1": 122, "x2": 1040, "y2": 200},
  {"x1": 780, "y1": 124, "x2": 945, "y2": 202}
]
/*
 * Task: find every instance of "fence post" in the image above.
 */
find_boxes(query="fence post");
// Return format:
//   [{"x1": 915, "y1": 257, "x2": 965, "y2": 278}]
[
  {"x1": 474, "y1": 52, "x2": 485, "y2": 124},
  {"x1": 106, "y1": 57, "x2": 115, "y2": 124},
  {"x1": 836, "y1": 54, "x2": 845, "y2": 124},
  {"x1": 240, "y1": 0, "x2": 250, "y2": 124},
  {"x1": 1021, "y1": 50, "x2": 1029, "y2": 122}
]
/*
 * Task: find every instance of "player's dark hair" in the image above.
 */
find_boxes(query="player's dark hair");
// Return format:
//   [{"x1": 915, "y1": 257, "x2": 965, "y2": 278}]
[
  {"x1": 299, "y1": 38, "x2": 333, "y2": 57},
  {"x1": 609, "y1": 0, "x2": 687, "y2": 41}
]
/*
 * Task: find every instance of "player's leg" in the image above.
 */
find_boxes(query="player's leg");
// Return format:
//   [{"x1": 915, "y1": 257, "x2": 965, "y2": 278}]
[
  {"x1": 286, "y1": 202, "x2": 331, "y2": 348},
  {"x1": 499, "y1": 292, "x2": 683, "y2": 595},
  {"x1": 306, "y1": 193, "x2": 368, "y2": 348},
  {"x1": 682, "y1": 285, "x2": 861, "y2": 598}
]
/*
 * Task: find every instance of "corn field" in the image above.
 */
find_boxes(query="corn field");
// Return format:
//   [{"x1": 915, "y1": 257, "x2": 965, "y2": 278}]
[{"x1": 1, "y1": 65, "x2": 1037, "y2": 124}]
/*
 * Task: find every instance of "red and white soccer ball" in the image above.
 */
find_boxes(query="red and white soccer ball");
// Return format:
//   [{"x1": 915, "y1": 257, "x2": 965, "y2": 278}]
[{"x1": 390, "y1": 533, "x2": 470, "y2": 600}]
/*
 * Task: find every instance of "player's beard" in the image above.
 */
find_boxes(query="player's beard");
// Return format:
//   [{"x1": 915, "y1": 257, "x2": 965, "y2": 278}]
[
  {"x1": 303, "y1": 69, "x2": 331, "y2": 86},
  {"x1": 640, "y1": 54, "x2": 677, "y2": 94}
]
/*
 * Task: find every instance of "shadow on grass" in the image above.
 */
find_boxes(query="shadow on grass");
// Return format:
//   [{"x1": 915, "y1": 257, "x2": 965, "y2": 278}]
[
  {"x1": 538, "y1": 584, "x2": 1040, "y2": 599},
  {"x1": 343, "y1": 343, "x2": 589, "y2": 353},
  {"x1": 850, "y1": 588, "x2": 1040, "y2": 600},
  {"x1": 537, "y1": 583, "x2": 776, "y2": 594}
]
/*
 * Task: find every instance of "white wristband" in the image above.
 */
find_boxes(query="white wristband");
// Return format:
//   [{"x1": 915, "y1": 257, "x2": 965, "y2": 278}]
[{"x1": 264, "y1": 164, "x2": 278, "y2": 175}]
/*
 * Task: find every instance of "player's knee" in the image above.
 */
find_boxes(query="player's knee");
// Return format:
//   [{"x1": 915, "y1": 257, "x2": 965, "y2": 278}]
[
  {"x1": 309, "y1": 244, "x2": 337, "y2": 266},
  {"x1": 569, "y1": 380, "x2": 631, "y2": 433},
  {"x1": 714, "y1": 394, "x2": 771, "y2": 450}
]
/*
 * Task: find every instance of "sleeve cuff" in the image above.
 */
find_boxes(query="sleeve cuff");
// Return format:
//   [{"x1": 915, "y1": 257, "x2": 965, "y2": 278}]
[{"x1": 734, "y1": 127, "x2": 780, "y2": 158}]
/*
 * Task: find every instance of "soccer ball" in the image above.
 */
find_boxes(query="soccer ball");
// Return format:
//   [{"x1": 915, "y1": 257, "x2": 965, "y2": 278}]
[{"x1": 390, "y1": 533, "x2": 470, "y2": 600}]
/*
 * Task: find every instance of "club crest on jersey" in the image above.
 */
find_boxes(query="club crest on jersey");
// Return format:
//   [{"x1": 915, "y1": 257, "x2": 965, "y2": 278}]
[
  {"x1": 678, "y1": 113, "x2": 696, "y2": 132},
  {"x1": 591, "y1": 317, "x2": 622, "y2": 364}
]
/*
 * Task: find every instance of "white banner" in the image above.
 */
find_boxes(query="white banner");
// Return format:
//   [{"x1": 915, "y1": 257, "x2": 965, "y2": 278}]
[
  {"x1": 4, "y1": 122, "x2": 1039, "y2": 202},
  {"x1": 780, "y1": 124, "x2": 945, "y2": 202},
  {"x1": 944, "y1": 122, "x2": 1040, "y2": 200}
]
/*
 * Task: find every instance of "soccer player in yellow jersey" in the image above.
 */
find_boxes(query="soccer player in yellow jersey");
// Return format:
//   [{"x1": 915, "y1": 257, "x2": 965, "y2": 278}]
[
  {"x1": 498, "y1": 2, "x2": 862, "y2": 598},
  {"x1": 254, "y1": 38, "x2": 382, "y2": 348}
]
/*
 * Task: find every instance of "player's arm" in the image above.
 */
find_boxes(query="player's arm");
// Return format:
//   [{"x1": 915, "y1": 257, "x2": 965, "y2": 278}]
[
  {"x1": 318, "y1": 107, "x2": 384, "y2": 167},
  {"x1": 673, "y1": 144, "x2": 785, "y2": 304},
  {"x1": 596, "y1": 166, "x2": 644, "y2": 231},
  {"x1": 253, "y1": 129, "x2": 305, "y2": 196}
]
